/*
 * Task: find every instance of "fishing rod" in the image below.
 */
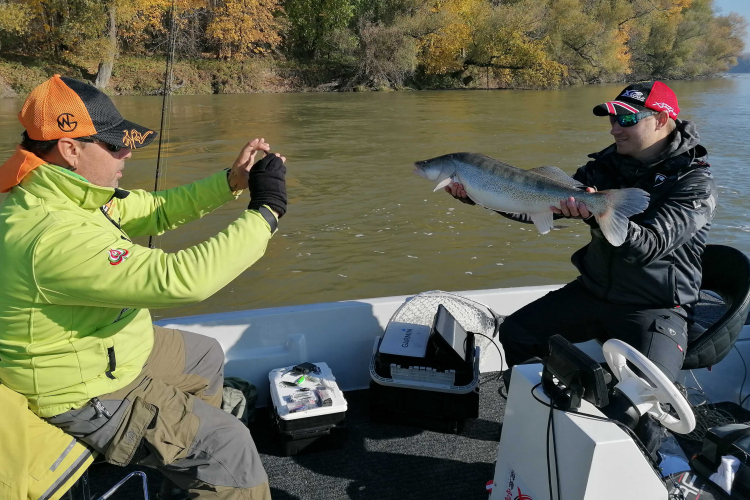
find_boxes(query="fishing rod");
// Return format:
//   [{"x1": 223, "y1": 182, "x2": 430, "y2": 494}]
[{"x1": 149, "y1": 0, "x2": 177, "y2": 249}]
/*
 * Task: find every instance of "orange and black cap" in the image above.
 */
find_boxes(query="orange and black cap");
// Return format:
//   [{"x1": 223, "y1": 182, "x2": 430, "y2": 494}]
[{"x1": 19, "y1": 75, "x2": 156, "y2": 150}]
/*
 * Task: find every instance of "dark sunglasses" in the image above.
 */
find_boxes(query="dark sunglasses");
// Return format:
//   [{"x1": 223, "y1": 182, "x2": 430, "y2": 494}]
[
  {"x1": 74, "y1": 137, "x2": 123, "y2": 153},
  {"x1": 610, "y1": 111, "x2": 657, "y2": 128}
]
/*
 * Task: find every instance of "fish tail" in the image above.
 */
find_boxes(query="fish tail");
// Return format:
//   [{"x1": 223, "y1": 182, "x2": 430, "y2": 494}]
[{"x1": 593, "y1": 189, "x2": 650, "y2": 246}]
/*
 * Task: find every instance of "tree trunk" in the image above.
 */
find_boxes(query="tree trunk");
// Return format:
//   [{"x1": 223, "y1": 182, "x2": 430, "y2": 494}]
[{"x1": 94, "y1": 1, "x2": 117, "y2": 90}]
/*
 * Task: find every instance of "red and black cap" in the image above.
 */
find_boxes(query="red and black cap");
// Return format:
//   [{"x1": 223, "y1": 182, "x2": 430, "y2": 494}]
[
  {"x1": 593, "y1": 81, "x2": 680, "y2": 119},
  {"x1": 19, "y1": 75, "x2": 156, "y2": 149}
]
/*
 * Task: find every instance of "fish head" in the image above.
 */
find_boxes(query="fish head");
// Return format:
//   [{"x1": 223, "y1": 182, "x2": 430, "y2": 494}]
[{"x1": 413, "y1": 154, "x2": 457, "y2": 184}]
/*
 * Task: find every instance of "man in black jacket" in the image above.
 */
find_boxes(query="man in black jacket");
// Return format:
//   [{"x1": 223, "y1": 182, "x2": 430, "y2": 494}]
[{"x1": 447, "y1": 81, "x2": 717, "y2": 385}]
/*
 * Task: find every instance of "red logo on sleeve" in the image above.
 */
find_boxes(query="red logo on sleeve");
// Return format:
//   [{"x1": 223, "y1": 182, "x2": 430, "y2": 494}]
[{"x1": 108, "y1": 248, "x2": 130, "y2": 265}]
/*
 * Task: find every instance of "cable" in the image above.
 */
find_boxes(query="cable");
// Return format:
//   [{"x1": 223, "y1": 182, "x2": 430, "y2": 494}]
[
  {"x1": 530, "y1": 383, "x2": 667, "y2": 489},
  {"x1": 471, "y1": 331, "x2": 507, "y2": 392},
  {"x1": 735, "y1": 345, "x2": 750, "y2": 408},
  {"x1": 546, "y1": 390, "x2": 567, "y2": 500}
]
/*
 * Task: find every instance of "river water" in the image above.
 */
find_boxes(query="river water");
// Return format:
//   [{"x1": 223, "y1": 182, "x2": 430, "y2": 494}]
[{"x1": 1, "y1": 76, "x2": 749, "y2": 319}]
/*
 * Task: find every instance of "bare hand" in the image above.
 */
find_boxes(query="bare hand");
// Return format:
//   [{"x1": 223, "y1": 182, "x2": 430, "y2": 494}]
[
  {"x1": 228, "y1": 138, "x2": 286, "y2": 192},
  {"x1": 444, "y1": 182, "x2": 475, "y2": 205},
  {"x1": 550, "y1": 187, "x2": 596, "y2": 219}
]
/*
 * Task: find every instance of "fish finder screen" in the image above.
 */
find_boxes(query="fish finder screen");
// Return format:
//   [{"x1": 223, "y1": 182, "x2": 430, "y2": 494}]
[
  {"x1": 543, "y1": 335, "x2": 609, "y2": 408},
  {"x1": 433, "y1": 304, "x2": 470, "y2": 363}
]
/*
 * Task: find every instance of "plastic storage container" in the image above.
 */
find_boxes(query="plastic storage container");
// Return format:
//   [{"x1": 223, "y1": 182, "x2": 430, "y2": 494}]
[{"x1": 268, "y1": 362, "x2": 348, "y2": 456}]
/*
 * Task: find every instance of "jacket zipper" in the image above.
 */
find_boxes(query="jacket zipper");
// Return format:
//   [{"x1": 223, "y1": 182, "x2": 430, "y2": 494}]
[
  {"x1": 100, "y1": 205, "x2": 131, "y2": 366},
  {"x1": 603, "y1": 249, "x2": 615, "y2": 301},
  {"x1": 100, "y1": 206, "x2": 132, "y2": 243}
]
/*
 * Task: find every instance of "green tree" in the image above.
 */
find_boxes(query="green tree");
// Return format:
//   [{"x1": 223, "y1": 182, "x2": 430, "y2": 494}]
[{"x1": 285, "y1": 0, "x2": 355, "y2": 58}]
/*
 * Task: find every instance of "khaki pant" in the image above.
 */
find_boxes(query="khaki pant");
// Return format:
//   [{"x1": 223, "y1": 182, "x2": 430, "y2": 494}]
[{"x1": 47, "y1": 326, "x2": 270, "y2": 500}]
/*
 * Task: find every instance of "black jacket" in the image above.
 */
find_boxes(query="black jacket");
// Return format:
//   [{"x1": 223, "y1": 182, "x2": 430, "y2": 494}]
[{"x1": 570, "y1": 120, "x2": 717, "y2": 308}]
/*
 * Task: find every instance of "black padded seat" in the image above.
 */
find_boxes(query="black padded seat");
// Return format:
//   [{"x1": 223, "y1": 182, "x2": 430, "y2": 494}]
[{"x1": 681, "y1": 245, "x2": 750, "y2": 370}]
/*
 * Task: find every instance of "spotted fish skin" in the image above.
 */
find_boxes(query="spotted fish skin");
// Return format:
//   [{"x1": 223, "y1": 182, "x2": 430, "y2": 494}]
[{"x1": 414, "y1": 152, "x2": 650, "y2": 247}]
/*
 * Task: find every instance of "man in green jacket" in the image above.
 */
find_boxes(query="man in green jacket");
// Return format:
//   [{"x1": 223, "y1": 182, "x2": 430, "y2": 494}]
[{"x1": 0, "y1": 75, "x2": 285, "y2": 499}]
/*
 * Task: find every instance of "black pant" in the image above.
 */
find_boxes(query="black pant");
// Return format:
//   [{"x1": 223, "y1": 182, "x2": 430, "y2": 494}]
[{"x1": 498, "y1": 280, "x2": 688, "y2": 382}]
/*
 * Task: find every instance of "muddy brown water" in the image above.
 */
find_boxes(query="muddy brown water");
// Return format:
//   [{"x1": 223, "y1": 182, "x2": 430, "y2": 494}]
[{"x1": 1, "y1": 77, "x2": 748, "y2": 319}]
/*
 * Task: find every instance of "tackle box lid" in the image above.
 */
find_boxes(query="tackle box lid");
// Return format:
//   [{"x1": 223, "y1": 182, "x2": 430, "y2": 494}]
[{"x1": 269, "y1": 362, "x2": 348, "y2": 421}]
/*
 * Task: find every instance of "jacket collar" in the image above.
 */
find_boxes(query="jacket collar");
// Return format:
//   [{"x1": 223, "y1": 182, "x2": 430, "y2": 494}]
[{"x1": 1, "y1": 148, "x2": 117, "y2": 209}]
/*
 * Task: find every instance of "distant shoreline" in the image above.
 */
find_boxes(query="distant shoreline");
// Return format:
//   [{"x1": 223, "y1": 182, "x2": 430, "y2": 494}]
[{"x1": 1, "y1": 55, "x2": 741, "y2": 99}]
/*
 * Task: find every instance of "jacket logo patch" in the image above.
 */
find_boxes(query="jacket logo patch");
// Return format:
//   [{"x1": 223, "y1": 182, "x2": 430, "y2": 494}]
[
  {"x1": 122, "y1": 129, "x2": 154, "y2": 149},
  {"x1": 108, "y1": 248, "x2": 130, "y2": 265},
  {"x1": 57, "y1": 113, "x2": 78, "y2": 132},
  {"x1": 654, "y1": 173, "x2": 667, "y2": 187}
]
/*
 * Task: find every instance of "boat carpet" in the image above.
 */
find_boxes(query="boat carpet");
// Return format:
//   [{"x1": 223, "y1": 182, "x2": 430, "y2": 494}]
[
  {"x1": 85, "y1": 373, "x2": 507, "y2": 500},
  {"x1": 81, "y1": 291, "x2": 742, "y2": 498}
]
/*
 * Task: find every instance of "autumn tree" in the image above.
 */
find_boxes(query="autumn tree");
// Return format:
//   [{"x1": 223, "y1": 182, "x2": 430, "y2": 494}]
[
  {"x1": 206, "y1": 0, "x2": 282, "y2": 59},
  {"x1": 547, "y1": 0, "x2": 632, "y2": 84},
  {"x1": 0, "y1": 1, "x2": 33, "y2": 52}
]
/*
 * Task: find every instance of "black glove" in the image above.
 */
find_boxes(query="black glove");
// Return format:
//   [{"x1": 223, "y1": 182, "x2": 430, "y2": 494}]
[{"x1": 248, "y1": 154, "x2": 287, "y2": 217}]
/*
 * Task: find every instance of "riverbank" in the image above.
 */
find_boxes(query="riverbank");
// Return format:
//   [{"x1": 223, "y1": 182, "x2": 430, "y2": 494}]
[
  {"x1": 0, "y1": 55, "x2": 551, "y2": 97},
  {"x1": 0, "y1": 54, "x2": 740, "y2": 98}
]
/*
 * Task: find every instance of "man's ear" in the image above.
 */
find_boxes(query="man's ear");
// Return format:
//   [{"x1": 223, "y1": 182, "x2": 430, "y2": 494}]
[
  {"x1": 655, "y1": 111, "x2": 670, "y2": 130},
  {"x1": 55, "y1": 138, "x2": 84, "y2": 170}
]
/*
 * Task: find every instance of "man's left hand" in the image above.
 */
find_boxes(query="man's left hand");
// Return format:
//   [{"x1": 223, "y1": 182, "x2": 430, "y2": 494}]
[
  {"x1": 551, "y1": 187, "x2": 596, "y2": 219},
  {"x1": 228, "y1": 138, "x2": 271, "y2": 192}
]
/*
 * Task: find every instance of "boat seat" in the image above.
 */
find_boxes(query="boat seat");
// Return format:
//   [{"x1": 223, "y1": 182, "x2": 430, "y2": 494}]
[{"x1": 680, "y1": 245, "x2": 750, "y2": 370}]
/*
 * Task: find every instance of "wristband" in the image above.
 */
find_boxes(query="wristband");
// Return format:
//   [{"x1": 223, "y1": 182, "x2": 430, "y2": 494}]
[{"x1": 258, "y1": 205, "x2": 278, "y2": 233}]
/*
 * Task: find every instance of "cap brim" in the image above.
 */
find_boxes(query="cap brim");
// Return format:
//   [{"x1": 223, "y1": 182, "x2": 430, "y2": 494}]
[
  {"x1": 93, "y1": 119, "x2": 157, "y2": 149},
  {"x1": 593, "y1": 101, "x2": 647, "y2": 116}
]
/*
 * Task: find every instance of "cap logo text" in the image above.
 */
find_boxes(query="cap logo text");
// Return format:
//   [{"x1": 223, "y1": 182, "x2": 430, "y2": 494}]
[
  {"x1": 57, "y1": 113, "x2": 78, "y2": 132},
  {"x1": 652, "y1": 102, "x2": 675, "y2": 115},
  {"x1": 122, "y1": 129, "x2": 154, "y2": 149},
  {"x1": 621, "y1": 90, "x2": 646, "y2": 102}
]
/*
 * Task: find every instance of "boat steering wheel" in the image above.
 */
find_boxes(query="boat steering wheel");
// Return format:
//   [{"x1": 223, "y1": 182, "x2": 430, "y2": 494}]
[{"x1": 602, "y1": 339, "x2": 695, "y2": 435}]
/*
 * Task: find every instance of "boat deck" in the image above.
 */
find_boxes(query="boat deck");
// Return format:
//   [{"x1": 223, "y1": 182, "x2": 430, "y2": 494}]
[
  {"x1": 86, "y1": 375, "x2": 506, "y2": 500},
  {"x1": 82, "y1": 293, "x2": 744, "y2": 499}
]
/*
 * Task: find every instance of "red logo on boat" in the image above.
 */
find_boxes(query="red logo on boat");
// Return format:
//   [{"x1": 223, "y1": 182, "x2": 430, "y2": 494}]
[
  {"x1": 514, "y1": 488, "x2": 533, "y2": 500},
  {"x1": 108, "y1": 248, "x2": 130, "y2": 265}
]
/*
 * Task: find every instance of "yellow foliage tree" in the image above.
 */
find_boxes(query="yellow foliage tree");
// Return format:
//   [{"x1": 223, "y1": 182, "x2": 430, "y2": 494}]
[
  {"x1": 206, "y1": 0, "x2": 282, "y2": 59},
  {"x1": 417, "y1": 0, "x2": 481, "y2": 75}
]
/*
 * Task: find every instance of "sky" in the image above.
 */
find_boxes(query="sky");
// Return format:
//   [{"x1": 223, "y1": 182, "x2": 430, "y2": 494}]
[{"x1": 714, "y1": 0, "x2": 750, "y2": 50}]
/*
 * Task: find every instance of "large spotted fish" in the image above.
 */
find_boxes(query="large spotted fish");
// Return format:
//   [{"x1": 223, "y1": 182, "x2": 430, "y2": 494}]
[{"x1": 414, "y1": 152, "x2": 650, "y2": 247}]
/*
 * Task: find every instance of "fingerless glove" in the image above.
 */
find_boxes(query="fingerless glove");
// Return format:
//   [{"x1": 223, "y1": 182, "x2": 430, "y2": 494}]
[{"x1": 248, "y1": 154, "x2": 287, "y2": 217}]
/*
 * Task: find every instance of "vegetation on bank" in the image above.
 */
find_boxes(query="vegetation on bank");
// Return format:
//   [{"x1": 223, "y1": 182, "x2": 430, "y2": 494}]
[{"x1": 0, "y1": 0, "x2": 746, "y2": 97}]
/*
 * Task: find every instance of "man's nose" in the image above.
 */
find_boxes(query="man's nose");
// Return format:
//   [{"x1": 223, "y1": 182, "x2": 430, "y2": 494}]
[
  {"x1": 610, "y1": 122, "x2": 623, "y2": 136},
  {"x1": 120, "y1": 148, "x2": 132, "y2": 160}
]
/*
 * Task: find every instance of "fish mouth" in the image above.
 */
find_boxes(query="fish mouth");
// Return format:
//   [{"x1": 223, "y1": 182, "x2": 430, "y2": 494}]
[{"x1": 413, "y1": 163, "x2": 427, "y2": 177}]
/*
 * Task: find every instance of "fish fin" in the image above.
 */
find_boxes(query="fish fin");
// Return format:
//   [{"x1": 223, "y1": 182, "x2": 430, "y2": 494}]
[
  {"x1": 594, "y1": 188, "x2": 651, "y2": 246},
  {"x1": 528, "y1": 166, "x2": 584, "y2": 188},
  {"x1": 433, "y1": 177, "x2": 453, "y2": 192},
  {"x1": 529, "y1": 212, "x2": 554, "y2": 234}
]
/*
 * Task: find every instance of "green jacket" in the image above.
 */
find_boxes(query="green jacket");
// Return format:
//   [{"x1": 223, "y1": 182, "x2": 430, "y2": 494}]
[{"x1": 0, "y1": 163, "x2": 274, "y2": 417}]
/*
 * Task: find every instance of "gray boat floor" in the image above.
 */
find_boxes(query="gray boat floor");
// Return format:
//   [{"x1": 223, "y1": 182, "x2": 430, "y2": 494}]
[{"x1": 85, "y1": 374, "x2": 507, "y2": 500}]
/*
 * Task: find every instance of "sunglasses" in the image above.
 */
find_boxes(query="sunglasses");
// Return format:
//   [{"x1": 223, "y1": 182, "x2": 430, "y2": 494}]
[
  {"x1": 609, "y1": 111, "x2": 657, "y2": 128},
  {"x1": 74, "y1": 137, "x2": 123, "y2": 153}
]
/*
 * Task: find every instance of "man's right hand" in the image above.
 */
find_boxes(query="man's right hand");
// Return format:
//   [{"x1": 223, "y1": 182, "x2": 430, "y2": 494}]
[
  {"x1": 248, "y1": 153, "x2": 287, "y2": 218},
  {"x1": 444, "y1": 182, "x2": 476, "y2": 205}
]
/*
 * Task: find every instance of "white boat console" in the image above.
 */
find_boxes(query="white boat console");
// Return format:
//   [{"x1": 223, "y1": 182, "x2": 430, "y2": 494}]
[{"x1": 489, "y1": 362, "x2": 670, "y2": 500}]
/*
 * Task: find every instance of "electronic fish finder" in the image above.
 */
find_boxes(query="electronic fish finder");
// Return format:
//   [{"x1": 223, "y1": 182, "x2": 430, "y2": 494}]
[
  {"x1": 541, "y1": 334, "x2": 609, "y2": 410},
  {"x1": 370, "y1": 302, "x2": 480, "y2": 430}
]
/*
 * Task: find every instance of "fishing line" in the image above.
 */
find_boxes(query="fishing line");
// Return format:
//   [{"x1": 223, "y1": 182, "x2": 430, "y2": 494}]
[{"x1": 149, "y1": 0, "x2": 177, "y2": 249}]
